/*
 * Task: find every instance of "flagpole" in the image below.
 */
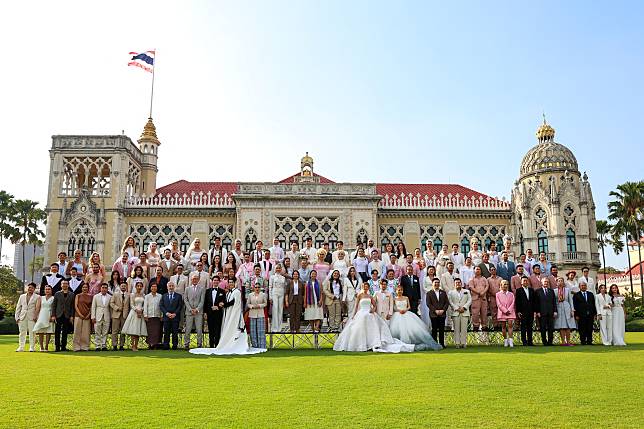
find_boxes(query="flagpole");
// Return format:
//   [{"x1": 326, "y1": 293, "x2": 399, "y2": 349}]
[{"x1": 149, "y1": 49, "x2": 156, "y2": 118}]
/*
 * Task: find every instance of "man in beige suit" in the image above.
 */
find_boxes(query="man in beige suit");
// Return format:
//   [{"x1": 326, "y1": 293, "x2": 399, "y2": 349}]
[
  {"x1": 170, "y1": 265, "x2": 188, "y2": 295},
  {"x1": 91, "y1": 283, "x2": 112, "y2": 351},
  {"x1": 109, "y1": 282, "x2": 130, "y2": 351},
  {"x1": 191, "y1": 263, "x2": 209, "y2": 289},
  {"x1": 160, "y1": 249, "x2": 178, "y2": 279},
  {"x1": 322, "y1": 271, "x2": 343, "y2": 330},
  {"x1": 440, "y1": 262, "x2": 456, "y2": 293},
  {"x1": 374, "y1": 279, "x2": 394, "y2": 323},
  {"x1": 448, "y1": 278, "x2": 471, "y2": 348},
  {"x1": 184, "y1": 275, "x2": 206, "y2": 348},
  {"x1": 15, "y1": 282, "x2": 38, "y2": 352}
]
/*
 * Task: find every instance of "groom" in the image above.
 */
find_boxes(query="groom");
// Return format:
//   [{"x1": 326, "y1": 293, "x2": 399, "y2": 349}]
[{"x1": 204, "y1": 276, "x2": 227, "y2": 347}]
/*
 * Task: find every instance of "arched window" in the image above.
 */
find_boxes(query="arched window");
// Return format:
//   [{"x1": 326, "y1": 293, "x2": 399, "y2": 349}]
[
  {"x1": 67, "y1": 219, "x2": 96, "y2": 259},
  {"x1": 356, "y1": 228, "x2": 368, "y2": 246},
  {"x1": 566, "y1": 228, "x2": 577, "y2": 252},
  {"x1": 537, "y1": 230, "x2": 548, "y2": 254},
  {"x1": 460, "y1": 237, "x2": 470, "y2": 254}
]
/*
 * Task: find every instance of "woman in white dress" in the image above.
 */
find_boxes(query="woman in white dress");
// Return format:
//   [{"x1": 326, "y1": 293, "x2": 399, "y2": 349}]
[
  {"x1": 121, "y1": 235, "x2": 139, "y2": 263},
  {"x1": 185, "y1": 238, "x2": 205, "y2": 271},
  {"x1": 121, "y1": 282, "x2": 147, "y2": 351},
  {"x1": 565, "y1": 271, "x2": 580, "y2": 294},
  {"x1": 331, "y1": 251, "x2": 350, "y2": 279},
  {"x1": 333, "y1": 283, "x2": 414, "y2": 353},
  {"x1": 190, "y1": 277, "x2": 266, "y2": 355},
  {"x1": 269, "y1": 264, "x2": 287, "y2": 332},
  {"x1": 33, "y1": 285, "x2": 55, "y2": 352},
  {"x1": 343, "y1": 267, "x2": 361, "y2": 321},
  {"x1": 389, "y1": 285, "x2": 442, "y2": 351},
  {"x1": 435, "y1": 244, "x2": 451, "y2": 276},
  {"x1": 609, "y1": 284, "x2": 626, "y2": 346},
  {"x1": 146, "y1": 242, "x2": 161, "y2": 271},
  {"x1": 304, "y1": 270, "x2": 324, "y2": 332},
  {"x1": 418, "y1": 262, "x2": 431, "y2": 327}
]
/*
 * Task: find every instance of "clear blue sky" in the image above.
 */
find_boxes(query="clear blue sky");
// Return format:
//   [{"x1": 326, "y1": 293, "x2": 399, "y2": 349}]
[{"x1": 0, "y1": 1, "x2": 642, "y2": 267}]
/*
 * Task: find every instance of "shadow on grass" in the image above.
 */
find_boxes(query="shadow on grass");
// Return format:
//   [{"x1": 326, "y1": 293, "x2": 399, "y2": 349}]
[{"x1": 2, "y1": 335, "x2": 642, "y2": 360}]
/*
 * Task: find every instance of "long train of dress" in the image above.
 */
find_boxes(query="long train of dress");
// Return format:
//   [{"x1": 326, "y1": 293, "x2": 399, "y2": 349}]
[
  {"x1": 333, "y1": 298, "x2": 414, "y2": 353},
  {"x1": 190, "y1": 288, "x2": 266, "y2": 356},
  {"x1": 389, "y1": 299, "x2": 442, "y2": 351}
]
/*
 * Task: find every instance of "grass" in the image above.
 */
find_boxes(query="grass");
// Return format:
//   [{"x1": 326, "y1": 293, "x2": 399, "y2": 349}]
[{"x1": 1, "y1": 334, "x2": 643, "y2": 429}]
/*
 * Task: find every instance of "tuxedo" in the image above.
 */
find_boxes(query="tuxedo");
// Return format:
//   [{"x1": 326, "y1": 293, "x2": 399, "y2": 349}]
[
  {"x1": 514, "y1": 286, "x2": 535, "y2": 345},
  {"x1": 573, "y1": 290, "x2": 597, "y2": 345},
  {"x1": 400, "y1": 274, "x2": 421, "y2": 314},
  {"x1": 160, "y1": 292, "x2": 184, "y2": 349},
  {"x1": 52, "y1": 290, "x2": 75, "y2": 351},
  {"x1": 427, "y1": 288, "x2": 449, "y2": 347},
  {"x1": 204, "y1": 287, "x2": 227, "y2": 347},
  {"x1": 496, "y1": 260, "x2": 516, "y2": 282},
  {"x1": 40, "y1": 273, "x2": 65, "y2": 296},
  {"x1": 535, "y1": 287, "x2": 557, "y2": 345}
]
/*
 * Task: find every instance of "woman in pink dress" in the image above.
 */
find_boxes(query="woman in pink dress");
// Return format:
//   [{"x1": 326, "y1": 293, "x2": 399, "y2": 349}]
[
  {"x1": 495, "y1": 280, "x2": 516, "y2": 347},
  {"x1": 313, "y1": 249, "x2": 331, "y2": 283}
]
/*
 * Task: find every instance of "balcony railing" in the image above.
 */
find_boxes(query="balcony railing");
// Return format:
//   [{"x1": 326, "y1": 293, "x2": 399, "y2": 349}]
[
  {"x1": 125, "y1": 192, "x2": 235, "y2": 208},
  {"x1": 591, "y1": 253, "x2": 600, "y2": 261},
  {"x1": 562, "y1": 251, "x2": 588, "y2": 261},
  {"x1": 379, "y1": 193, "x2": 510, "y2": 211}
]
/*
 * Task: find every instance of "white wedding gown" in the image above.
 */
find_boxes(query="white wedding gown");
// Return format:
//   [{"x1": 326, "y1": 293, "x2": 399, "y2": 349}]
[
  {"x1": 333, "y1": 298, "x2": 414, "y2": 353},
  {"x1": 190, "y1": 288, "x2": 267, "y2": 356},
  {"x1": 611, "y1": 296, "x2": 626, "y2": 346},
  {"x1": 389, "y1": 300, "x2": 442, "y2": 351}
]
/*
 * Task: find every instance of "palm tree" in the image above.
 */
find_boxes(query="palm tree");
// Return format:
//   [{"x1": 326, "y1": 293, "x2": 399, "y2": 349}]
[
  {"x1": 0, "y1": 190, "x2": 17, "y2": 265},
  {"x1": 608, "y1": 181, "x2": 644, "y2": 299},
  {"x1": 596, "y1": 220, "x2": 623, "y2": 287},
  {"x1": 10, "y1": 199, "x2": 47, "y2": 286}
]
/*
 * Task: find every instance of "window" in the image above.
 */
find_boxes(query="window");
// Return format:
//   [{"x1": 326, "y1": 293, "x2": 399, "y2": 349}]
[
  {"x1": 67, "y1": 219, "x2": 96, "y2": 259},
  {"x1": 537, "y1": 230, "x2": 548, "y2": 254},
  {"x1": 433, "y1": 238, "x2": 443, "y2": 254},
  {"x1": 566, "y1": 228, "x2": 577, "y2": 252},
  {"x1": 244, "y1": 228, "x2": 258, "y2": 253},
  {"x1": 460, "y1": 237, "x2": 470, "y2": 254}
]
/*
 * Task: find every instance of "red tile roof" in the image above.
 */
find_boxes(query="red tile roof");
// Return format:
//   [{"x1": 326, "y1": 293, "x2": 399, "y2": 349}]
[
  {"x1": 154, "y1": 178, "x2": 504, "y2": 205},
  {"x1": 624, "y1": 261, "x2": 644, "y2": 277},
  {"x1": 156, "y1": 180, "x2": 237, "y2": 196},
  {"x1": 277, "y1": 172, "x2": 335, "y2": 184},
  {"x1": 376, "y1": 183, "x2": 493, "y2": 200}
]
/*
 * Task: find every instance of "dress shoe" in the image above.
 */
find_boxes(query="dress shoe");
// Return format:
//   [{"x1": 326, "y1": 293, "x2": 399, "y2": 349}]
[
  {"x1": 113, "y1": 346, "x2": 118, "y2": 351},
  {"x1": 16, "y1": 348, "x2": 24, "y2": 352}
]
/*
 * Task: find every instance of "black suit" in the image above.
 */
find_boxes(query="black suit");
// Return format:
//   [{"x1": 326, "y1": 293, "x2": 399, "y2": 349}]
[
  {"x1": 52, "y1": 290, "x2": 75, "y2": 351},
  {"x1": 160, "y1": 292, "x2": 184, "y2": 349},
  {"x1": 535, "y1": 287, "x2": 557, "y2": 345},
  {"x1": 514, "y1": 286, "x2": 535, "y2": 345},
  {"x1": 573, "y1": 290, "x2": 597, "y2": 345},
  {"x1": 426, "y1": 289, "x2": 449, "y2": 347},
  {"x1": 40, "y1": 274, "x2": 65, "y2": 296},
  {"x1": 149, "y1": 276, "x2": 169, "y2": 295},
  {"x1": 204, "y1": 287, "x2": 227, "y2": 347},
  {"x1": 400, "y1": 275, "x2": 421, "y2": 314}
]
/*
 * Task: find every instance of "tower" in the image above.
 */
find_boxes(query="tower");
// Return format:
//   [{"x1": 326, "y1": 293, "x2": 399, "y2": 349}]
[
  {"x1": 294, "y1": 152, "x2": 319, "y2": 183},
  {"x1": 510, "y1": 118, "x2": 600, "y2": 280},
  {"x1": 138, "y1": 117, "x2": 160, "y2": 194}
]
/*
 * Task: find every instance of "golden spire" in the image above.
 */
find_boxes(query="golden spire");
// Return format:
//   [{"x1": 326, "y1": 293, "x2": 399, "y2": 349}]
[
  {"x1": 138, "y1": 117, "x2": 160, "y2": 145},
  {"x1": 536, "y1": 114, "x2": 555, "y2": 143},
  {"x1": 300, "y1": 152, "x2": 313, "y2": 177}
]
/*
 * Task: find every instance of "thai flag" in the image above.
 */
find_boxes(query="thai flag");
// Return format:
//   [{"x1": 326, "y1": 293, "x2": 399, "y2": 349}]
[{"x1": 128, "y1": 50, "x2": 155, "y2": 73}]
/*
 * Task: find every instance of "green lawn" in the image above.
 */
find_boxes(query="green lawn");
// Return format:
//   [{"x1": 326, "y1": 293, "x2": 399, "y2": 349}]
[{"x1": 2, "y1": 334, "x2": 643, "y2": 429}]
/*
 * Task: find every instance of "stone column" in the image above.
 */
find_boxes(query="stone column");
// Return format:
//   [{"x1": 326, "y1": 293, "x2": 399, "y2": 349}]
[
  {"x1": 443, "y1": 221, "x2": 460, "y2": 249},
  {"x1": 403, "y1": 221, "x2": 420, "y2": 251},
  {"x1": 191, "y1": 220, "x2": 210, "y2": 249}
]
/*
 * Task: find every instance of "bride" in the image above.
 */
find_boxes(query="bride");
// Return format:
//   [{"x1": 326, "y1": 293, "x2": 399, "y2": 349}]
[
  {"x1": 389, "y1": 285, "x2": 442, "y2": 351},
  {"x1": 333, "y1": 283, "x2": 414, "y2": 353},
  {"x1": 190, "y1": 277, "x2": 266, "y2": 355}
]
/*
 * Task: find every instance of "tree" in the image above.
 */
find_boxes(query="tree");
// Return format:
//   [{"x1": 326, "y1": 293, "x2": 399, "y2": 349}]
[
  {"x1": 608, "y1": 181, "x2": 644, "y2": 299},
  {"x1": 28, "y1": 255, "x2": 44, "y2": 284},
  {"x1": 0, "y1": 190, "x2": 18, "y2": 265},
  {"x1": 0, "y1": 266, "x2": 21, "y2": 314},
  {"x1": 596, "y1": 220, "x2": 624, "y2": 286},
  {"x1": 10, "y1": 199, "x2": 46, "y2": 288},
  {"x1": 600, "y1": 266, "x2": 622, "y2": 274}
]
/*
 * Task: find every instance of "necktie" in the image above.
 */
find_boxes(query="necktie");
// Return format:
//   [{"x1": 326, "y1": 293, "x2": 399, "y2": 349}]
[
  {"x1": 170, "y1": 293, "x2": 173, "y2": 301},
  {"x1": 583, "y1": 292, "x2": 587, "y2": 301}
]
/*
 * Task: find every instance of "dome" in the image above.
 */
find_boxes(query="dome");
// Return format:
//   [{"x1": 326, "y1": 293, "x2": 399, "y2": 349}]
[{"x1": 519, "y1": 120, "x2": 578, "y2": 179}]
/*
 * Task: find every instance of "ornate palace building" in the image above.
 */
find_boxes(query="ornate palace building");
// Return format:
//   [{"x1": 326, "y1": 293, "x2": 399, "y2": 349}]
[{"x1": 43, "y1": 117, "x2": 601, "y2": 275}]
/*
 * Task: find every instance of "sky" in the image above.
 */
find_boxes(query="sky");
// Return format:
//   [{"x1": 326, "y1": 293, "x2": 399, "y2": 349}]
[{"x1": 0, "y1": 1, "x2": 642, "y2": 268}]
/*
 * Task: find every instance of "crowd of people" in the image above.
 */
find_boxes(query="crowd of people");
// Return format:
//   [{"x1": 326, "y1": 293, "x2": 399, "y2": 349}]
[{"x1": 14, "y1": 234, "x2": 628, "y2": 353}]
